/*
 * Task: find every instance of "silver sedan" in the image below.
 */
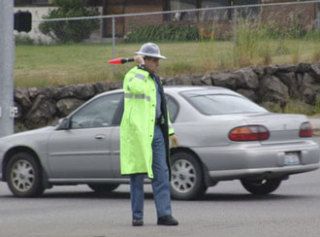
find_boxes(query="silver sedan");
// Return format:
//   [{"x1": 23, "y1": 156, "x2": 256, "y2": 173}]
[{"x1": 0, "y1": 86, "x2": 319, "y2": 200}]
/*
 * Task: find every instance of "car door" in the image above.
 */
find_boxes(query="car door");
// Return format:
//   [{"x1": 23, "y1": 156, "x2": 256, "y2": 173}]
[{"x1": 47, "y1": 92, "x2": 122, "y2": 179}]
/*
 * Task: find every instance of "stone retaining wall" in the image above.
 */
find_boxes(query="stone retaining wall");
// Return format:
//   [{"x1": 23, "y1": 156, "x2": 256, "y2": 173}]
[{"x1": 14, "y1": 63, "x2": 320, "y2": 130}]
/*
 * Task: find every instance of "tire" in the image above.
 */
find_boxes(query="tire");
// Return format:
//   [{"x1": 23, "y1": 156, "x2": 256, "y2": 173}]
[
  {"x1": 6, "y1": 152, "x2": 44, "y2": 197},
  {"x1": 88, "y1": 184, "x2": 119, "y2": 193},
  {"x1": 170, "y1": 151, "x2": 206, "y2": 200},
  {"x1": 241, "y1": 178, "x2": 282, "y2": 195}
]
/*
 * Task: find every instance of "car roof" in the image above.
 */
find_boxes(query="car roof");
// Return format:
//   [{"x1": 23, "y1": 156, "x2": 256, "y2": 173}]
[
  {"x1": 96, "y1": 86, "x2": 236, "y2": 98},
  {"x1": 164, "y1": 86, "x2": 236, "y2": 94}
]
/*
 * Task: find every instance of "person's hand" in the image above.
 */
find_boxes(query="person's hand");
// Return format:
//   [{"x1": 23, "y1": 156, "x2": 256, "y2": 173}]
[
  {"x1": 170, "y1": 134, "x2": 179, "y2": 148},
  {"x1": 134, "y1": 55, "x2": 145, "y2": 65}
]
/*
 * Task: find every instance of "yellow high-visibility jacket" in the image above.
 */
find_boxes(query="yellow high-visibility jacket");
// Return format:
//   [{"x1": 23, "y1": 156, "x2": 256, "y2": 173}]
[{"x1": 120, "y1": 66, "x2": 174, "y2": 179}]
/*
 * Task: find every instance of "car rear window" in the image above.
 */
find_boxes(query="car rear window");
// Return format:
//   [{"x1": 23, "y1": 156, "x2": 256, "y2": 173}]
[{"x1": 181, "y1": 92, "x2": 267, "y2": 115}]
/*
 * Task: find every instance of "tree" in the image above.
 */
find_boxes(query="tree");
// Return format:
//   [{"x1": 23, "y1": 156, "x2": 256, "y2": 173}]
[{"x1": 39, "y1": 0, "x2": 99, "y2": 43}]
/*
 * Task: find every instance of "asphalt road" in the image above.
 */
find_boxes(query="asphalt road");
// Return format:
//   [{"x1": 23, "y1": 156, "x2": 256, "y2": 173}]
[{"x1": 1, "y1": 138, "x2": 320, "y2": 237}]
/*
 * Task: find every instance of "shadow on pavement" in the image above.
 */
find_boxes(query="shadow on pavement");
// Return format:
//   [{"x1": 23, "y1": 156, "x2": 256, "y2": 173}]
[{"x1": 1, "y1": 190, "x2": 316, "y2": 202}]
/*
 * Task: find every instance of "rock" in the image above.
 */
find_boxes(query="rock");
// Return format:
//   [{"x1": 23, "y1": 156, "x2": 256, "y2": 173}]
[
  {"x1": 310, "y1": 64, "x2": 320, "y2": 81},
  {"x1": 297, "y1": 63, "x2": 311, "y2": 73},
  {"x1": 53, "y1": 84, "x2": 95, "y2": 100},
  {"x1": 275, "y1": 72, "x2": 299, "y2": 98},
  {"x1": 302, "y1": 73, "x2": 315, "y2": 85},
  {"x1": 37, "y1": 88, "x2": 55, "y2": 99},
  {"x1": 296, "y1": 73, "x2": 304, "y2": 87},
  {"x1": 252, "y1": 66, "x2": 265, "y2": 77},
  {"x1": 176, "y1": 75, "x2": 193, "y2": 85},
  {"x1": 234, "y1": 67, "x2": 259, "y2": 89},
  {"x1": 108, "y1": 81, "x2": 122, "y2": 90},
  {"x1": 236, "y1": 89, "x2": 258, "y2": 102},
  {"x1": 200, "y1": 74, "x2": 213, "y2": 85},
  {"x1": 259, "y1": 75, "x2": 289, "y2": 104},
  {"x1": 164, "y1": 76, "x2": 193, "y2": 85},
  {"x1": 25, "y1": 95, "x2": 57, "y2": 129},
  {"x1": 56, "y1": 98, "x2": 84, "y2": 117},
  {"x1": 211, "y1": 72, "x2": 242, "y2": 90},
  {"x1": 14, "y1": 88, "x2": 32, "y2": 109},
  {"x1": 74, "y1": 84, "x2": 95, "y2": 99},
  {"x1": 302, "y1": 87, "x2": 316, "y2": 105},
  {"x1": 93, "y1": 82, "x2": 110, "y2": 94},
  {"x1": 277, "y1": 64, "x2": 297, "y2": 73},
  {"x1": 264, "y1": 65, "x2": 279, "y2": 75},
  {"x1": 53, "y1": 85, "x2": 76, "y2": 99},
  {"x1": 192, "y1": 75, "x2": 207, "y2": 85},
  {"x1": 28, "y1": 87, "x2": 40, "y2": 100},
  {"x1": 298, "y1": 73, "x2": 317, "y2": 104},
  {"x1": 162, "y1": 77, "x2": 174, "y2": 85}
]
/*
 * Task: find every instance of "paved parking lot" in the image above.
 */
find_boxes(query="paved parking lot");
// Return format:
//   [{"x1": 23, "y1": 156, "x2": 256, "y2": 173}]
[{"x1": 0, "y1": 137, "x2": 319, "y2": 237}]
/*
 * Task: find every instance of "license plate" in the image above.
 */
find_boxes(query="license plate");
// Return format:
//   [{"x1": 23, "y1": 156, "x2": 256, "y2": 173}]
[{"x1": 284, "y1": 153, "x2": 300, "y2": 166}]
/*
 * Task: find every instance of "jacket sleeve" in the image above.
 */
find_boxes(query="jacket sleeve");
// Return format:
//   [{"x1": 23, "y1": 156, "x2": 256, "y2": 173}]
[{"x1": 125, "y1": 71, "x2": 147, "y2": 95}]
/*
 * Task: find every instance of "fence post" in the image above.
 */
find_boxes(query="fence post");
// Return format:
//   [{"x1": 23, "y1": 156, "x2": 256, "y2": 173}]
[
  {"x1": 112, "y1": 16, "x2": 116, "y2": 59},
  {"x1": 232, "y1": 7, "x2": 238, "y2": 47}
]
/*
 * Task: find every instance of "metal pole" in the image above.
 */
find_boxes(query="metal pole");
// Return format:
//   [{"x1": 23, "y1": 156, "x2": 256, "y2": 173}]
[
  {"x1": 232, "y1": 8, "x2": 238, "y2": 46},
  {"x1": 0, "y1": 0, "x2": 14, "y2": 137},
  {"x1": 112, "y1": 16, "x2": 116, "y2": 58}
]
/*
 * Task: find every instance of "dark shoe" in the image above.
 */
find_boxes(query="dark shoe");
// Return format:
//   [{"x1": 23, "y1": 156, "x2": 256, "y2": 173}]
[
  {"x1": 157, "y1": 215, "x2": 179, "y2": 226},
  {"x1": 132, "y1": 219, "x2": 143, "y2": 226}
]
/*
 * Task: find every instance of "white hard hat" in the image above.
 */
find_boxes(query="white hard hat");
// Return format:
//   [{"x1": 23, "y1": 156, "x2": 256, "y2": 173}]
[{"x1": 135, "y1": 42, "x2": 166, "y2": 59}]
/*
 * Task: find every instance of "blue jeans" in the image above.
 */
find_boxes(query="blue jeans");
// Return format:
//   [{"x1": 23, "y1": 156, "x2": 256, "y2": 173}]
[{"x1": 130, "y1": 125, "x2": 172, "y2": 220}]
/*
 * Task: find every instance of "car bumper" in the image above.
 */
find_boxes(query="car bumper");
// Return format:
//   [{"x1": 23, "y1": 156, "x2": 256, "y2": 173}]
[
  {"x1": 193, "y1": 140, "x2": 320, "y2": 180},
  {"x1": 208, "y1": 163, "x2": 319, "y2": 180}
]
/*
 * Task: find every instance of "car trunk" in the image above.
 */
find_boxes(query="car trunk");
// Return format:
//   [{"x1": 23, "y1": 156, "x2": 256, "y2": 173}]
[{"x1": 243, "y1": 113, "x2": 309, "y2": 143}]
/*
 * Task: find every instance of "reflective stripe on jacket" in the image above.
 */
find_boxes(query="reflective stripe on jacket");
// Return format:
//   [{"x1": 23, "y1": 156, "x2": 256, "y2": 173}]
[{"x1": 120, "y1": 66, "x2": 174, "y2": 178}]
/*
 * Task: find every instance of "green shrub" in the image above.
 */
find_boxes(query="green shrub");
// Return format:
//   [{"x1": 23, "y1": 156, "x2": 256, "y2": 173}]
[
  {"x1": 314, "y1": 95, "x2": 320, "y2": 114},
  {"x1": 261, "y1": 18, "x2": 307, "y2": 40},
  {"x1": 233, "y1": 21, "x2": 269, "y2": 66},
  {"x1": 124, "y1": 24, "x2": 199, "y2": 43},
  {"x1": 15, "y1": 34, "x2": 34, "y2": 45},
  {"x1": 39, "y1": 0, "x2": 99, "y2": 43},
  {"x1": 305, "y1": 30, "x2": 320, "y2": 41}
]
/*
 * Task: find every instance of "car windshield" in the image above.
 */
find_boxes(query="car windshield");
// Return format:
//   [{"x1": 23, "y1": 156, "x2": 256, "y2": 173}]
[{"x1": 182, "y1": 92, "x2": 267, "y2": 115}]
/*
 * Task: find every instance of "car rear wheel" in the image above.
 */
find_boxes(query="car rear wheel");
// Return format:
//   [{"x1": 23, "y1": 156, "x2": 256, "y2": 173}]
[
  {"x1": 6, "y1": 152, "x2": 44, "y2": 197},
  {"x1": 170, "y1": 151, "x2": 206, "y2": 200},
  {"x1": 88, "y1": 184, "x2": 119, "y2": 193},
  {"x1": 241, "y1": 178, "x2": 282, "y2": 195}
]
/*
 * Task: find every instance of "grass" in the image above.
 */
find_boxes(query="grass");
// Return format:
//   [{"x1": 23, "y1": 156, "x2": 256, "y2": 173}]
[{"x1": 15, "y1": 37, "x2": 320, "y2": 88}]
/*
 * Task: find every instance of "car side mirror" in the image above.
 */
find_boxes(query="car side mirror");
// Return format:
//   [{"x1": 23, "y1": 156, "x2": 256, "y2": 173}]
[{"x1": 57, "y1": 118, "x2": 71, "y2": 130}]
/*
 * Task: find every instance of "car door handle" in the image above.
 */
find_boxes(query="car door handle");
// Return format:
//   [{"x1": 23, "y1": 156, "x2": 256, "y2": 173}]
[{"x1": 95, "y1": 134, "x2": 106, "y2": 140}]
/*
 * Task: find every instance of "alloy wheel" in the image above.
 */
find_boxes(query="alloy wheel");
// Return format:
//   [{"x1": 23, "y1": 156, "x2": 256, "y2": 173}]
[
  {"x1": 10, "y1": 159, "x2": 35, "y2": 193},
  {"x1": 171, "y1": 159, "x2": 197, "y2": 194}
]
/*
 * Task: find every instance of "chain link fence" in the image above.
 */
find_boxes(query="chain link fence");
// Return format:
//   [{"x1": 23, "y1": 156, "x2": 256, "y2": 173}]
[{"x1": 15, "y1": 0, "x2": 320, "y2": 87}]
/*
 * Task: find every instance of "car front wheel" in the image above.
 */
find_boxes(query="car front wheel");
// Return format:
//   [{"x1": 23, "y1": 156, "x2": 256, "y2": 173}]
[
  {"x1": 241, "y1": 178, "x2": 282, "y2": 195},
  {"x1": 170, "y1": 151, "x2": 206, "y2": 200},
  {"x1": 6, "y1": 152, "x2": 44, "y2": 197}
]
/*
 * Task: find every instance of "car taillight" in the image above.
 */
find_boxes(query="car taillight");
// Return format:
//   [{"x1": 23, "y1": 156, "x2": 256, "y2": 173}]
[
  {"x1": 229, "y1": 125, "x2": 270, "y2": 141},
  {"x1": 299, "y1": 122, "x2": 313, "y2": 137}
]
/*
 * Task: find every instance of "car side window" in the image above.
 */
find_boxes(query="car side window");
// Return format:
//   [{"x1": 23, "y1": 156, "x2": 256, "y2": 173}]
[
  {"x1": 112, "y1": 93, "x2": 124, "y2": 126},
  {"x1": 70, "y1": 93, "x2": 122, "y2": 129},
  {"x1": 165, "y1": 94, "x2": 179, "y2": 122}
]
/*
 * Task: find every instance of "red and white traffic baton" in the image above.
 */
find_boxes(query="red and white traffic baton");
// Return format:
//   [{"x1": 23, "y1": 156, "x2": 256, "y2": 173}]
[{"x1": 108, "y1": 57, "x2": 134, "y2": 65}]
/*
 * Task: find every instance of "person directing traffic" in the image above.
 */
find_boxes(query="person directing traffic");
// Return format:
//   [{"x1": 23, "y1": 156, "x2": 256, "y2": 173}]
[{"x1": 120, "y1": 42, "x2": 179, "y2": 226}]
